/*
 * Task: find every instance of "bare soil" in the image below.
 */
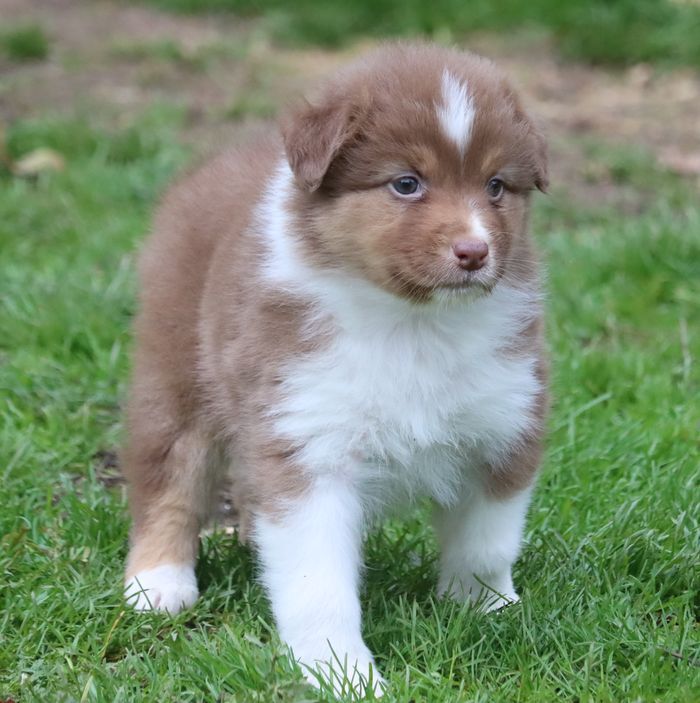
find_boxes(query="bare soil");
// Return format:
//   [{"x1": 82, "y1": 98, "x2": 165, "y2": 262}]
[{"x1": 2, "y1": 0, "x2": 699, "y2": 203}]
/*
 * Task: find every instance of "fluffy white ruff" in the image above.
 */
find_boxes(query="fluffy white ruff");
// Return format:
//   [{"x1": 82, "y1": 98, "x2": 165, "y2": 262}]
[
  {"x1": 259, "y1": 163, "x2": 541, "y2": 513},
  {"x1": 125, "y1": 563, "x2": 198, "y2": 614}
]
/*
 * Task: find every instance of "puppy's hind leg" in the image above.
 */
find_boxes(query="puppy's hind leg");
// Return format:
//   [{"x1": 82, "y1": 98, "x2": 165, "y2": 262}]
[{"x1": 124, "y1": 425, "x2": 215, "y2": 614}]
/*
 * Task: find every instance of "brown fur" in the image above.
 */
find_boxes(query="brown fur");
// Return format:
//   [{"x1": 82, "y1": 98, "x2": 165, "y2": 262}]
[
  {"x1": 123, "y1": 42, "x2": 548, "y2": 578},
  {"x1": 284, "y1": 46, "x2": 546, "y2": 303}
]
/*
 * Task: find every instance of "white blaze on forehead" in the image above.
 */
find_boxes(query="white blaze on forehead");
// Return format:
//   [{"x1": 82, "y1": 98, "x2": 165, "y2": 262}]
[{"x1": 437, "y1": 70, "x2": 475, "y2": 155}]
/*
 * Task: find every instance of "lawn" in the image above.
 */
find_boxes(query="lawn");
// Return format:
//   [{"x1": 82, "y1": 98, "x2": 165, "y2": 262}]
[{"x1": 1, "y1": 2, "x2": 699, "y2": 702}]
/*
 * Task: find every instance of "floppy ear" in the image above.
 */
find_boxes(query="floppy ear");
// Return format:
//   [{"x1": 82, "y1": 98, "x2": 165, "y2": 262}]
[
  {"x1": 507, "y1": 87, "x2": 549, "y2": 194},
  {"x1": 532, "y1": 126, "x2": 549, "y2": 193},
  {"x1": 281, "y1": 98, "x2": 360, "y2": 192}
]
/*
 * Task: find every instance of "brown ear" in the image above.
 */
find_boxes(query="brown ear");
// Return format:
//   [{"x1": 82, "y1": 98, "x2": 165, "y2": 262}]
[
  {"x1": 281, "y1": 98, "x2": 360, "y2": 192},
  {"x1": 508, "y1": 88, "x2": 549, "y2": 194},
  {"x1": 532, "y1": 124, "x2": 549, "y2": 193}
]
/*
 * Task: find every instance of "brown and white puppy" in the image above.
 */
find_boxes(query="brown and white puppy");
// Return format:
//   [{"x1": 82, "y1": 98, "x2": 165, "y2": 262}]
[{"x1": 123, "y1": 42, "x2": 548, "y2": 696}]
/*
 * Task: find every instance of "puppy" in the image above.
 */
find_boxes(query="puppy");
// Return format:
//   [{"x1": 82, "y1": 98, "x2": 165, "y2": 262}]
[{"x1": 123, "y1": 42, "x2": 548, "y2": 696}]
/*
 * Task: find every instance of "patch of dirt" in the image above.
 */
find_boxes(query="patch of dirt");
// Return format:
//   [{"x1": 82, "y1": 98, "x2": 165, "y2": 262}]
[
  {"x1": 1, "y1": 0, "x2": 247, "y2": 126},
  {"x1": 471, "y1": 33, "x2": 700, "y2": 205},
  {"x1": 0, "y1": 0, "x2": 359, "y2": 151},
  {"x1": 2, "y1": 0, "x2": 699, "y2": 206},
  {"x1": 93, "y1": 448, "x2": 124, "y2": 488},
  {"x1": 92, "y1": 446, "x2": 240, "y2": 532}
]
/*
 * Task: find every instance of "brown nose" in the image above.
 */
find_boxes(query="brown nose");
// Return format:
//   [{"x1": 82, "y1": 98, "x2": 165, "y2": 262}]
[{"x1": 453, "y1": 240, "x2": 489, "y2": 271}]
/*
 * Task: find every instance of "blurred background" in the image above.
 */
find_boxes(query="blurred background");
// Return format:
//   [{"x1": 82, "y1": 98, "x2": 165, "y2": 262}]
[{"x1": 2, "y1": 0, "x2": 700, "y2": 189}]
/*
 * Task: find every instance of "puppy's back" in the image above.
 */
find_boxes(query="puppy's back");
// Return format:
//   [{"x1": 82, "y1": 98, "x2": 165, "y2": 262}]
[{"x1": 124, "y1": 135, "x2": 280, "y2": 496}]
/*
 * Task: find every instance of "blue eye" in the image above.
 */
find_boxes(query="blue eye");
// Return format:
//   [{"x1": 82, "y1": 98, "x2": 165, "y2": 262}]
[
  {"x1": 486, "y1": 177, "x2": 505, "y2": 201},
  {"x1": 391, "y1": 176, "x2": 421, "y2": 197}
]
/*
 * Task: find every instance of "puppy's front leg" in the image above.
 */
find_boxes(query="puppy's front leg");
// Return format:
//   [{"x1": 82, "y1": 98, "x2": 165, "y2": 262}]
[
  {"x1": 254, "y1": 475, "x2": 384, "y2": 697},
  {"x1": 434, "y1": 484, "x2": 532, "y2": 612}
]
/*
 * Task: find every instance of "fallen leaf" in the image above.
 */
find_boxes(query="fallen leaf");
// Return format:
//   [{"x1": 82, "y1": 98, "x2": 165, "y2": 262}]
[{"x1": 12, "y1": 147, "x2": 65, "y2": 177}]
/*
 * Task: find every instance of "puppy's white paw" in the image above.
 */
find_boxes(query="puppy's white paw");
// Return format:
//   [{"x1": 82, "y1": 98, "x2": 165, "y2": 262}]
[
  {"x1": 125, "y1": 563, "x2": 198, "y2": 614},
  {"x1": 478, "y1": 588, "x2": 520, "y2": 612},
  {"x1": 439, "y1": 573, "x2": 519, "y2": 612},
  {"x1": 298, "y1": 646, "x2": 386, "y2": 699}
]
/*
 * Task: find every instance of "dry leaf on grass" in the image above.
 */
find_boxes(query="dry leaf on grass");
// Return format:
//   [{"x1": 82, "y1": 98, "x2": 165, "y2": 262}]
[{"x1": 12, "y1": 147, "x2": 65, "y2": 177}]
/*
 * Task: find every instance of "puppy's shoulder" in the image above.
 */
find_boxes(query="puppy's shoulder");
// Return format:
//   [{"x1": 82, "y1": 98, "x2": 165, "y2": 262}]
[
  {"x1": 156, "y1": 133, "x2": 282, "y2": 239},
  {"x1": 138, "y1": 133, "x2": 281, "y2": 284}
]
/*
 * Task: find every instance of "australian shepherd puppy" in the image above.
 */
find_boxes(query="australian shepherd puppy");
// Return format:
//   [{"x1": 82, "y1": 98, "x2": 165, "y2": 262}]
[{"x1": 123, "y1": 42, "x2": 549, "y2": 696}]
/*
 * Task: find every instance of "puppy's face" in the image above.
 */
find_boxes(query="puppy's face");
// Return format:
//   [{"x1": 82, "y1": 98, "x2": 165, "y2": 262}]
[{"x1": 283, "y1": 46, "x2": 547, "y2": 301}]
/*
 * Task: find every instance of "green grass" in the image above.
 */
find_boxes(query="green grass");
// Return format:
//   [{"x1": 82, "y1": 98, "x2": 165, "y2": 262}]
[
  {"x1": 1, "y1": 108, "x2": 699, "y2": 702},
  {"x1": 0, "y1": 24, "x2": 49, "y2": 62},
  {"x1": 140, "y1": 0, "x2": 700, "y2": 68}
]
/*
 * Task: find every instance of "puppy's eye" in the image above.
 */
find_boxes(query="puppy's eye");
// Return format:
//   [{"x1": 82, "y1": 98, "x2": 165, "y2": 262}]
[
  {"x1": 390, "y1": 175, "x2": 422, "y2": 198},
  {"x1": 486, "y1": 177, "x2": 505, "y2": 201}
]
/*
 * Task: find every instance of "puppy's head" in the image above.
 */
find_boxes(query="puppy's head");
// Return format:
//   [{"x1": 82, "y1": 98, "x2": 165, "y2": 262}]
[{"x1": 282, "y1": 43, "x2": 547, "y2": 301}]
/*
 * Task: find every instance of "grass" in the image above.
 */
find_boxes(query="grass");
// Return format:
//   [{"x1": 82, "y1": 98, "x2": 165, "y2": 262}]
[
  {"x1": 140, "y1": 0, "x2": 700, "y2": 68},
  {"x1": 0, "y1": 24, "x2": 49, "y2": 62},
  {"x1": 1, "y1": 105, "x2": 699, "y2": 702}
]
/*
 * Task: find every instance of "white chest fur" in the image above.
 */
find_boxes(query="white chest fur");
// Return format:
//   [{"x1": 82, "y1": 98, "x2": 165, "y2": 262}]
[
  {"x1": 273, "y1": 280, "x2": 540, "y2": 506},
  {"x1": 259, "y1": 164, "x2": 542, "y2": 509}
]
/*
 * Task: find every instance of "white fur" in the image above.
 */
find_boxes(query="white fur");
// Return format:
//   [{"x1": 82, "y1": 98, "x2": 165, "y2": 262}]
[
  {"x1": 256, "y1": 161, "x2": 541, "y2": 692},
  {"x1": 437, "y1": 70, "x2": 475, "y2": 154},
  {"x1": 259, "y1": 161, "x2": 301, "y2": 288},
  {"x1": 259, "y1": 163, "x2": 541, "y2": 512},
  {"x1": 470, "y1": 210, "x2": 491, "y2": 245},
  {"x1": 434, "y1": 486, "x2": 532, "y2": 610},
  {"x1": 125, "y1": 563, "x2": 198, "y2": 614},
  {"x1": 254, "y1": 476, "x2": 385, "y2": 697}
]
